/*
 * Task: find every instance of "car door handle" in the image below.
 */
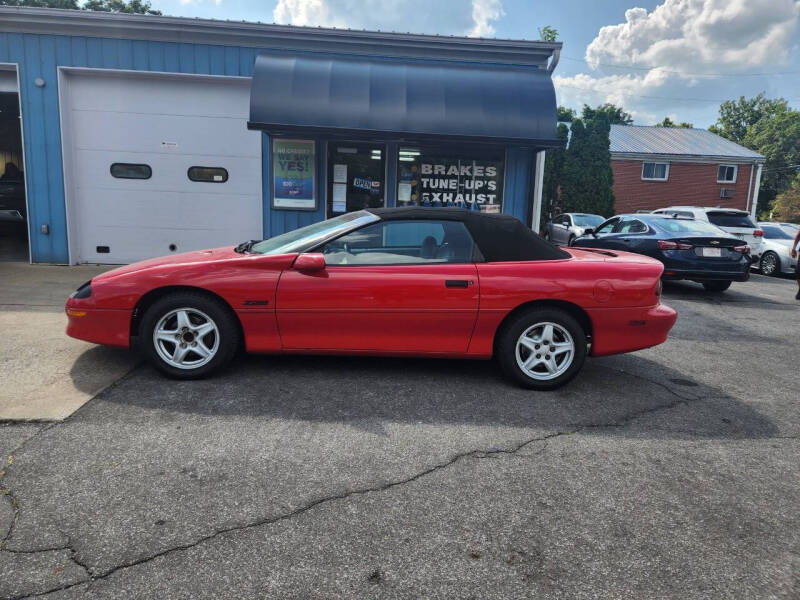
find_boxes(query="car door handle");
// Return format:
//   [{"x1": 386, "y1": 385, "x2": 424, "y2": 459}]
[{"x1": 445, "y1": 280, "x2": 471, "y2": 288}]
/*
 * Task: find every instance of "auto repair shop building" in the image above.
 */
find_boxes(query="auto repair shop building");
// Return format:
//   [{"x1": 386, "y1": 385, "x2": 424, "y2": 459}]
[{"x1": 0, "y1": 6, "x2": 561, "y2": 264}]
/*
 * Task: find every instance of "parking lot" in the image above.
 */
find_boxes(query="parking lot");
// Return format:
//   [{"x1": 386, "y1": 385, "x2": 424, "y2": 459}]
[{"x1": 1, "y1": 272, "x2": 799, "y2": 599}]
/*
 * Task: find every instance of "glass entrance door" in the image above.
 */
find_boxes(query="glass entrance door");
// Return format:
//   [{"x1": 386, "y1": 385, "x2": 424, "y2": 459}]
[{"x1": 327, "y1": 143, "x2": 386, "y2": 216}]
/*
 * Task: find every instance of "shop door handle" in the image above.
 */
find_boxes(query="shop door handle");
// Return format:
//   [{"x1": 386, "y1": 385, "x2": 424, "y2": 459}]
[{"x1": 445, "y1": 280, "x2": 471, "y2": 288}]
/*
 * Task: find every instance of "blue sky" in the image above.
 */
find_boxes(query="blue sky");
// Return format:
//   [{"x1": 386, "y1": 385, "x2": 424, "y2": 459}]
[{"x1": 153, "y1": 0, "x2": 800, "y2": 128}]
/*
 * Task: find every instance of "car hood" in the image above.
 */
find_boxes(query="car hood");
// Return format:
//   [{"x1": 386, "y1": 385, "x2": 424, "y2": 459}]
[{"x1": 93, "y1": 246, "x2": 246, "y2": 280}]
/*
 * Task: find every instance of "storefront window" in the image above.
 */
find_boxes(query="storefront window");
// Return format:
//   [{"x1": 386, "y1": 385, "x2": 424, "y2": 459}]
[
  {"x1": 327, "y1": 143, "x2": 386, "y2": 215},
  {"x1": 397, "y1": 146, "x2": 504, "y2": 213}
]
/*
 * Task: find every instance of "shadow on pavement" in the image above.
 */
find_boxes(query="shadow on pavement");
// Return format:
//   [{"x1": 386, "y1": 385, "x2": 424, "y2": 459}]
[
  {"x1": 99, "y1": 351, "x2": 777, "y2": 441},
  {"x1": 68, "y1": 345, "x2": 140, "y2": 396}
]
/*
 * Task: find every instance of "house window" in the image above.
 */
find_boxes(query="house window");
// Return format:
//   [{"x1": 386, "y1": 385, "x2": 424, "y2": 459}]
[
  {"x1": 397, "y1": 145, "x2": 505, "y2": 213},
  {"x1": 110, "y1": 163, "x2": 151, "y2": 180},
  {"x1": 188, "y1": 166, "x2": 228, "y2": 183},
  {"x1": 641, "y1": 162, "x2": 669, "y2": 181},
  {"x1": 717, "y1": 165, "x2": 737, "y2": 183}
]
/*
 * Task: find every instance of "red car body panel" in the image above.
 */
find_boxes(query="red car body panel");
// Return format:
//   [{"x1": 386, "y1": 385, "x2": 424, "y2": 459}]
[
  {"x1": 66, "y1": 246, "x2": 677, "y2": 359},
  {"x1": 276, "y1": 264, "x2": 479, "y2": 352}
]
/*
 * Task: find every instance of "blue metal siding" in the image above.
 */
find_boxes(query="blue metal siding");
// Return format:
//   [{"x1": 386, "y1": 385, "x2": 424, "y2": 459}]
[
  {"x1": 503, "y1": 147, "x2": 534, "y2": 223},
  {"x1": 1, "y1": 31, "x2": 537, "y2": 262},
  {"x1": 0, "y1": 32, "x2": 261, "y2": 262}
]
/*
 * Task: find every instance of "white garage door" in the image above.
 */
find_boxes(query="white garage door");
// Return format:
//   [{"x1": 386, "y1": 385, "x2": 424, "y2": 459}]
[{"x1": 61, "y1": 70, "x2": 263, "y2": 264}]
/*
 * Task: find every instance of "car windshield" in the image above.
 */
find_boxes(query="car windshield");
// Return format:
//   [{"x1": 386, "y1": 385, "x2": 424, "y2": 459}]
[
  {"x1": 651, "y1": 218, "x2": 727, "y2": 235},
  {"x1": 706, "y1": 211, "x2": 756, "y2": 229},
  {"x1": 249, "y1": 211, "x2": 379, "y2": 255},
  {"x1": 572, "y1": 214, "x2": 604, "y2": 228},
  {"x1": 760, "y1": 225, "x2": 793, "y2": 240}
]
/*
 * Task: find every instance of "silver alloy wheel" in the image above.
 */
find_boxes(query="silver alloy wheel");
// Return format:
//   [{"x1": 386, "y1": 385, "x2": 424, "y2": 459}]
[
  {"x1": 153, "y1": 307, "x2": 220, "y2": 370},
  {"x1": 515, "y1": 321, "x2": 575, "y2": 381},
  {"x1": 760, "y1": 252, "x2": 778, "y2": 276}
]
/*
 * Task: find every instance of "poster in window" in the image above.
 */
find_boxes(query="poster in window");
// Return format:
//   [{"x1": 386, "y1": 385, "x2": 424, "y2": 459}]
[
  {"x1": 272, "y1": 139, "x2": 316, "y2": 209},
  {"x1": 397, "y1": 148, "x2": 504, "y2": 212}
]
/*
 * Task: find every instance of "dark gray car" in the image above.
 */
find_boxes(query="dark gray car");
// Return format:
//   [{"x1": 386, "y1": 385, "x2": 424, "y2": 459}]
[{"x1": 543, "y1": 213, "x2": 605, "y2": 246}]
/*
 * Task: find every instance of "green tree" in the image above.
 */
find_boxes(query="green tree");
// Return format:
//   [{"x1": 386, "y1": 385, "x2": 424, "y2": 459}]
[
  {"x1": 708, "y1": 93, "x2": 788, "y2": 144},
  {"x1": 581, "y1": 103, "x2": 633, "y2": 125},
  {"x1": 0, "y1": 0, "x2": 160, "y2": 12},
  {"x1": 656, "y1": 117, "x2": 693, "y2": 128},
  {"x1": 770, "y1": 176, "x2": 800, "y2": 222},
  {"x1": 540, "y1": 122, "x2": 569, "y2": 228},
  {"x1": 538, "y1": 26, "x2": 558, "y2": 42},
  {"x1": 743, "y1": 106, "x2": 800, "y2": 214},
  {"x1": 559, "y1": 116, "x2": 615, "y2": 217},
  {"x1": 557, "y1": 106, "x2": 576, "y2": 122}
]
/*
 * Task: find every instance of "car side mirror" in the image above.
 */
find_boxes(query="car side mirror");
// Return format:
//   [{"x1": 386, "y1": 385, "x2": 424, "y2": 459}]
[
  {"x1": 583, "y1": 228, "x2": 594, "y2": 236},
  {"x1": 293, "y1": 252, "x2": 326, "y2": 273}
]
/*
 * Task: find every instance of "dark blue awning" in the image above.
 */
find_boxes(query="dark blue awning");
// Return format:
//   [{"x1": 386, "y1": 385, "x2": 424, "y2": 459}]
[{"x1": 248, "y1": 52, "x2": 558, "y2": 146}]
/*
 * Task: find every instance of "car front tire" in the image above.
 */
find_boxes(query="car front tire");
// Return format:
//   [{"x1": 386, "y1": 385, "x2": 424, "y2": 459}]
[
  {"x1": 759, "y1": 251, "x2": 780, "y2": 276},
  {"x1": 496, "y1": 307, "x2": 587, "y2": 390},
  {"x1": 702, "y1": 280, "x2": 732, "y2": 292},
  {"x1": 140, "y1": 292, "x2": 240, "y2": 379}
]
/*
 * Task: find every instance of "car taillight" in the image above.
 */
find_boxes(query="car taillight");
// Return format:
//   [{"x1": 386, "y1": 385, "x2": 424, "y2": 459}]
[
  {"x1": 732, "y1": 245, "x2": 750, "y2": 254},
  {"x1": 753, "y1": 229, "x2": 764, "y2": 237},
  {"x1": 657, "y1": 240, "x2": 693, "y2": 250}
]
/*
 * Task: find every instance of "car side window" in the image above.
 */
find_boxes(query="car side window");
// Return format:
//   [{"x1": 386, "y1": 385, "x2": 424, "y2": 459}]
[
  {"x1": 562, "y1": 215, "x2": 571, "y2": 226},
  {"x1": 322, "y1": 220, "x2": 475, "y2": 265},
  {"x1": 594, "y1": 218, "x2": 618, "y2": 235},
  {"x1": 615, "y1": 218, "x2": 648, "y2": 234}
]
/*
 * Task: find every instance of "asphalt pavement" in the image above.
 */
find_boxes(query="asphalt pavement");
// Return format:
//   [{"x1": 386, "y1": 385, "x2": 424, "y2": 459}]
[{"x1": 1, "y1": 274, "x2": 799, "y2": 599}]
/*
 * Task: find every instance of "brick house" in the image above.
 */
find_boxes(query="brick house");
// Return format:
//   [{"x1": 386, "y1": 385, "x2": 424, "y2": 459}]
[{"x1": 610, "y1": 125, "x2": 765, "y2": 218}]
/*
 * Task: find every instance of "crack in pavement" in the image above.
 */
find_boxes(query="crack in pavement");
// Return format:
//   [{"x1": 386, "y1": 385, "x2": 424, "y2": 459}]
[
  {"x1": 0, "y1": 366, "x2": 762, "y2": 600},
  {"x1": 1, "y1": 423, "x2": 59, "y2": 553}
]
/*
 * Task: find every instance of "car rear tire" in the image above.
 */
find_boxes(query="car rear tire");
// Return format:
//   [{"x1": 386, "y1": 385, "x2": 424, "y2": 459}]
[
  {"x1": 702, "y1": 280, "x2": 732, "y2": 292},
  {"x1": 496, "y1": 308, "x2": 587, "y2": 390},
  {"x1": 140, "y1": 292, "x2": 240, "y2": 379},
  {"x1": 759, "y1": 251, "x2": 780, "y2": 276}
]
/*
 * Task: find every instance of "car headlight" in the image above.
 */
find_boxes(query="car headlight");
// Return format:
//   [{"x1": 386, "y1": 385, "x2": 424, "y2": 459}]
[{"x1": 70, "y1": 281, "x2": 92, "y2": 299}]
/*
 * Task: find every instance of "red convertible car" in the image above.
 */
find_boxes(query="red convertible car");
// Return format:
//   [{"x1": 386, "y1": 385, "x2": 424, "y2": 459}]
[{"x1": 66, "y1": 208, "x2": 677, "y2": 390}]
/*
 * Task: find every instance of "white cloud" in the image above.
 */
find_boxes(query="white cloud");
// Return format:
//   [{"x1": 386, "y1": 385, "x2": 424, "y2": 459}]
[
  {"x1": 272, "y1": 0, "x2": 504, "y2": 37},
  {"x1": 554, "y1": 0, "x2": 800, "y2": 125},
  {"x1": 469, "y1": 0, "x2": 504, "y2": 37}
]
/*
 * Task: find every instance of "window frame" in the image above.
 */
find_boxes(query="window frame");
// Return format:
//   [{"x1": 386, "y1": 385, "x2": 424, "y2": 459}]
[
  {"x1": 187, "y1": 166, "x2": 229, "y2": 183},
  {"x1": 110, "y1": 163, "x2": 152, "y2": 180},
  {"x1": 641, "y1": 162, "x2": 669, "y2": 182},
  {"x1": 717, "y1": 164, "x2": 738, "y2": 184},
  {"x1": 316, "y1": 219, "x2": 481, "y2": 266}
]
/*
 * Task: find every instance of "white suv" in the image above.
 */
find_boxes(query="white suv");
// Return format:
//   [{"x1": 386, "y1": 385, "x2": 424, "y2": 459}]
[{"x1": 651, "y1": 207, "x2": 764, "y2": 260}]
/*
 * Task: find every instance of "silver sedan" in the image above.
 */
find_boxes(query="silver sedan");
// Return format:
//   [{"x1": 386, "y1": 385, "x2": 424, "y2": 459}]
[
  {"x1": 755, "y1": 222, "x2": 799, "y2": 276},
  {"x1": 543, "y1": 213, "x2": 605, "y2": 246}
]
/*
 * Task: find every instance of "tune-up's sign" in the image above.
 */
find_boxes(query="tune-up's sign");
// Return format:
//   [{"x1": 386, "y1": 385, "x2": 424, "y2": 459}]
[{"x1": 412, "y1": 156, "x2": 504, "y2": 211}]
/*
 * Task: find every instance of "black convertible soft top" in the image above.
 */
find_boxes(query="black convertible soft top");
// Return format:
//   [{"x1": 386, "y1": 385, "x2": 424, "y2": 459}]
[{"x1": 368, "y1": 207, "x2": 569, "y2": 263}]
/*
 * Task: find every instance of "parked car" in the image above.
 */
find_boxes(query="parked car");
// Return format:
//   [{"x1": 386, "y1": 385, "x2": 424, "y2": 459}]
[
  {"x1": 542, "y1": 213, "x2": 605, "y2": 246},
  {"x1": 754, "y1": 222, "x2": 799, "y2": 276},
  {"x1": 65, "y1": 207, "x2": 677, "y2": 391},
  {"x1": 651, "y1": 206, "x2": 764, "y2": 260},
  {"x1": 572, "y1": 213, "x2": 750, "y2": 292}
]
